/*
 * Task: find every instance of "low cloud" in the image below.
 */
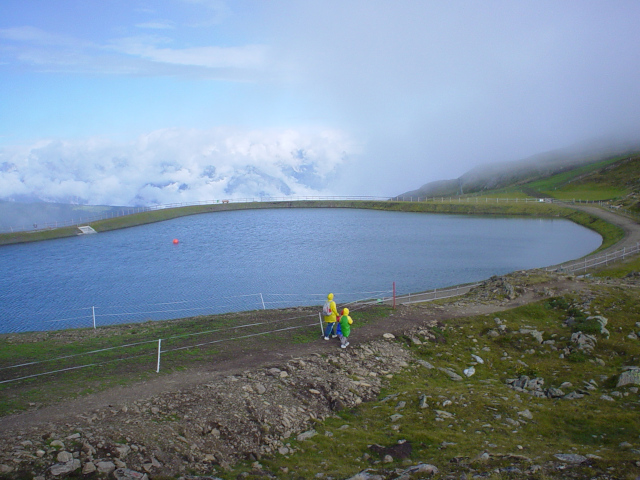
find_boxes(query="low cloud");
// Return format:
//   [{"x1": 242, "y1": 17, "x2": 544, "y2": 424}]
[{"x1": 0, "y1": 127, "x2": 358, "y2": 206}]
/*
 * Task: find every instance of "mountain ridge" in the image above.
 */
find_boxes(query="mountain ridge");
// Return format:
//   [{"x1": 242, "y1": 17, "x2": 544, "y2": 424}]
[{"x1": 396, "y1": 140, "x2": 640, "y2": 199}]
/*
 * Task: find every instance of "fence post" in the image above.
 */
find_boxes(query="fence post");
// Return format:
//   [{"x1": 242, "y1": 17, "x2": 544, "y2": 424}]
[
  {"x1": 318, "y1": 312, "x2": 324, "y2": 336},
  {"x1": 92, "y1": 306, "x2": 96, "y2": 329},
  {"x1": 260, "y1": 293, "x2": 266, "y2": 310},
  {"x1": 156, "y1": 339, "x2": 162, "y2": 373},
  {"x1": 393, "y1": 282, "x2": 396, "y2": 309}
]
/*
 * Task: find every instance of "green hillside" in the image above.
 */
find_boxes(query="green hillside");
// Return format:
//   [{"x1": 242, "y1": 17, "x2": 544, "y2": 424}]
[
  {"x1": 525, "y1": 154, "x2": 639, "y2": 201},
  {"x1": 398, "y1": 149, "x2": 640, "y2": 203}
]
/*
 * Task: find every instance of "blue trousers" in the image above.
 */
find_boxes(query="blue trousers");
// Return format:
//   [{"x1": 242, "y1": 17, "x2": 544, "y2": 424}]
[{"x1": 324, "y1": 322, "x2": 337, "y2": 337}]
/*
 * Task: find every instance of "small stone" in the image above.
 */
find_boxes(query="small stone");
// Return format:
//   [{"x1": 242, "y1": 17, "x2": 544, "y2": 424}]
[
  {"x1": 297, "y1": 430, "x2": 317, "y2": 441},
  {"x1": 417, "y1": 360, "x2": 435, "y2": 369},
  {"x1": 383, "y1": 333, "x2": 395, "y2": 339},
  {"x1": 115, "y1": 445, "x2": 131, "y2": 458},
  {"x1": 82, "y1": 462, "x2": 96, "y2": 475},
  {"x1": 438, "y1": 367, "x2": 463, "y2": 381},
  {"x1": 471, "y1": 354, "x2": 484, "y2": 364},
  {"x1": 56, "y1": 451, "x2": 73, "y2": 463},
  {"x1": 96, "y1": 461, "x2": 116, "y2": 474},
  {"x1": 518, "y1": 409, "x2": 533, "y2": 420},
  {"x1": 402, "y1": 463, "x2": 439, "y2": 475},
  {"x1": 383, "y1": 454, "x2": 393, "y2": 463},
  {"x1": 554, "y1": 453, "x2": 587, "y2": 464},
  {"x1": 50, "y1": 459, "x2": 81, "y2": 476},
  {"x1": 113, "y1": 468, "x2": 150, "y2": 480}
]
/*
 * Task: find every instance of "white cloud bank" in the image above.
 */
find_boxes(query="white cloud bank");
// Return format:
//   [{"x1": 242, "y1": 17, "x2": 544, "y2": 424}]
[{"x1": 0, "y1": 127, "x2": 358, "y2": 206}]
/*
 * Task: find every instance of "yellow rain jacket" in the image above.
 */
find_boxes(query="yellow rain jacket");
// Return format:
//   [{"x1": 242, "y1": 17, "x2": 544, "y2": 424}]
[
  {"x1": 340, "y1": 308, "x2": 353, "y2": 337},
  {"x1": 323, "y1": 293, "x2": 339, "y2": 323}
]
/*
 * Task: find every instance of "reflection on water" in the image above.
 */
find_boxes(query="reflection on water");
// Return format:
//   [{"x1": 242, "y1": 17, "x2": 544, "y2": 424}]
[{"x1": 0, "y1": 208, "x2": 602, "y2": 332}]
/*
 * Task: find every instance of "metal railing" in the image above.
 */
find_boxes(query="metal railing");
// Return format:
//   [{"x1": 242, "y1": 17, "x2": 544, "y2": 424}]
[{"x1": 546, "y1": 242, "x2": 640, "y2": 274}]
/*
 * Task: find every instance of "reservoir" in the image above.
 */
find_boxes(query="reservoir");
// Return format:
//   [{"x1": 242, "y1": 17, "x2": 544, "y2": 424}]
[{"x1": 0, "y1": 208, "x2": 602, "y2": 333}]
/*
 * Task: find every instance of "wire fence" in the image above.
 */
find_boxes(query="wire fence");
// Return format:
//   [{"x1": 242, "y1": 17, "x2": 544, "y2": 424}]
[
  {"x1": 545, "y1": 241, "x2": 640, "y2": 274},
  {"x1": 0, "y1": 282, "x2": 483, "y2": 384},
  {"x1": 3, "y1": 290, "x2": 399, "y2": 334}
]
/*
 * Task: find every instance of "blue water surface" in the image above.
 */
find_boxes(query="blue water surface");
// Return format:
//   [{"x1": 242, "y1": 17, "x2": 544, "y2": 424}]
[{"x1": 0, "y1": 208, "x2": 602, "y2": 332}]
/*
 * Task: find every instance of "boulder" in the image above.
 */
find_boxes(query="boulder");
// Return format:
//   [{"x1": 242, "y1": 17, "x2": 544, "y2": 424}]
[
  {"x1": 616, "y1": 368, "x2": 640, "y2": 388},
  {"x1": 50, "y1": 460, "x2": 81, "y2": 476}
]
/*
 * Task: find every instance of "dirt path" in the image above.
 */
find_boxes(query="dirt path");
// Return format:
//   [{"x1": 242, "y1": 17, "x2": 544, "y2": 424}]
[
  {"x1": 0, "y1": 205, "x2": 637, "y2": 436},
  {"x1": 566, "y1": 204, "x2": 640, "y2": 252},
  {"x1": 0, "y1": 278, "x2": 587, "y2": 435}
]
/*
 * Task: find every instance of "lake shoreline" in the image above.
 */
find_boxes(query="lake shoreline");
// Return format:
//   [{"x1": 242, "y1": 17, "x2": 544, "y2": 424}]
[{"x1": 0, "y1": 199, "x2": 624, "y2": 250}]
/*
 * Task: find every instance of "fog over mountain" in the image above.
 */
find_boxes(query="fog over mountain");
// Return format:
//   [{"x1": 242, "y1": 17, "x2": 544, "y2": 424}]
[
  {"x1": 2, "y1": 2, "x2": 640, "y2": 205},
  {"x1": 397, "y1": 139, "x2": 640, "y2": 199}
]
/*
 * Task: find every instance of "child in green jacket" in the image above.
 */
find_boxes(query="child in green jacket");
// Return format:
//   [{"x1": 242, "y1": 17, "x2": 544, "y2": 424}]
[{"x1": 338, "y1": 308, "x2": 353, "y2": 349}]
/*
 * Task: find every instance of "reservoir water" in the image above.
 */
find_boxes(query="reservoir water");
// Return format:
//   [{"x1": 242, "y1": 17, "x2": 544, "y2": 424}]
[{"x1": 0, "y1": 208, "x2": 602, "y2": 333}]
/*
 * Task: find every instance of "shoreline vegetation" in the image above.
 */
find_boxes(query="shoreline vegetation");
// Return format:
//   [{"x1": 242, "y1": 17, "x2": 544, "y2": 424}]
[{"x1": 0, "y1": 199, "x2": 624, "y2": 251}]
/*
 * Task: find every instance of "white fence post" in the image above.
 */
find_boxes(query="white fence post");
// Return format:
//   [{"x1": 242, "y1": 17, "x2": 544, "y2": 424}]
[
  {"x1": 260, "y1": 293, "x2": 266, "y2": 310},
  {"x1": 92, "y1": 306, "x2": 96, "y2": 329},
  {"x1": 156, "y1": 339, "x2": 162, "y2": 373}
]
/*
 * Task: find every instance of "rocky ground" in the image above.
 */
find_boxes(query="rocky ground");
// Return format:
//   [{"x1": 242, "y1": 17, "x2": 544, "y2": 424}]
[{"x1": 1, "y1": 268, "x2": 638, "y2": 480}]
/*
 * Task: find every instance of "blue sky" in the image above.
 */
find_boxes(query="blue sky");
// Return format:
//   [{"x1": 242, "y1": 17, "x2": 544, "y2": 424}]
[{"x1": 1, "y1": 1, "x2": 640, "y2": 205}]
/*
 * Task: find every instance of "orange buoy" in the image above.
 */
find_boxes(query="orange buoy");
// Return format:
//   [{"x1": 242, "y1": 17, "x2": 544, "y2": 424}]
[{"x1": 172, "y1": 239, "x2": 179, "y2": 244}]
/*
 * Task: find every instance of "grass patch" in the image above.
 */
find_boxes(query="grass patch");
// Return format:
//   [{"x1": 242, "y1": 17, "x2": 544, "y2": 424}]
[
  {"x1": 525, "y1": 156, "x2": 625, "y2": 193},
  {"x1": 543, "y1": 183, "x2": 628, "y2": 201},
  {"x1": 592, "y1": 253, "x2": 640, "y2": 278},
  {"x1": 227, "y1": 285, "x2": 640, "y2": 479},
  {"x1": 0, "y1": 305, "x2": 392, "y2": 416}
]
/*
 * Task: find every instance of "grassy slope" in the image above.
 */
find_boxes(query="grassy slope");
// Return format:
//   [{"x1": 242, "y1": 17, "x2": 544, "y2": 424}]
[
  {"x1": 0, "y1": 306, "x2": 392, "y2": 416},
  {"x1": 526, "y1": 154, "x2": 640, "y2": 201},
  {"x1": 228, "y1": 263, "x2": 640, "y2": 480}
]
